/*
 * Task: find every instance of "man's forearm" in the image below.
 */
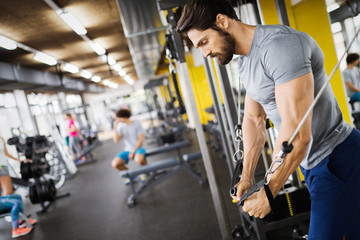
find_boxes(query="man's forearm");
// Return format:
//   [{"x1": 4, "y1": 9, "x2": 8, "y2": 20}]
[
  {"x1": 132, "y1": 135, "x2": 144, "y2": 152},
  {"x1": 113, "y1": 130, "x2": 121, "y2": 143},
  {"x1": 268, "y1": 122, "x2": 311, "y2": 197},
  {"x1": 242, "y1": 115, "x2": 266, "y2": 180}
]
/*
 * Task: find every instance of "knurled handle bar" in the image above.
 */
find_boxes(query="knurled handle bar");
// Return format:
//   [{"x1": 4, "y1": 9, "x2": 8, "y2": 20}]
[{"x1": 230, "y1": 26, "x2": 360, "y2": 207}]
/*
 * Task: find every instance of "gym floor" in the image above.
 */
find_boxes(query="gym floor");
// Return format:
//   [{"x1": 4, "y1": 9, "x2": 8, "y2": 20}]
[
  {"x1": 0, "y1": 130, "x2": 234, "y2": 240},
  {"x1": 0, "y1": 130, "x2": 302, "y2": 240}
]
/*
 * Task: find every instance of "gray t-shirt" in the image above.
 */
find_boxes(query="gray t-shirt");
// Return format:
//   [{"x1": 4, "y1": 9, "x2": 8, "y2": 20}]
[
  {"x1": 342, "y1": 67, "x2": 360, "y2": 96},
  {"x1": 238, "y1": 24, "x2": 352, "y2": 170},
  {"x1": 116, "y1": 120, "x2": 145, "y2": 152}
]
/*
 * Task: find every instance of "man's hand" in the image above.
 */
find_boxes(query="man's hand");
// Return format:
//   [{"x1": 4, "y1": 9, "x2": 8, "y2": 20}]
[
  {"x1": 113, "y1": 118, "x2": 121, "y2": 129},
  {"x1": 242, "y1": 187, "x2": 271, "y2": 218},
  {"x1": 128, "y1": 152, "x2": 135, "y2": 160},
  {"x1": 232, "y1": 178, "x2": 253, "y2": 202}
]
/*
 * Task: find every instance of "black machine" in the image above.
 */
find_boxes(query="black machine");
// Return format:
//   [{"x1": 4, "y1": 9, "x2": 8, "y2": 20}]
[{"x1": 7, "y1": 135, "x2": 69, "y2": 213}]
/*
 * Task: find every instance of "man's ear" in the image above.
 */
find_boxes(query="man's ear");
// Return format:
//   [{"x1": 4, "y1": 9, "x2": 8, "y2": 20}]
[{"x1": 216, "y1": 14, "x2": 229, "y2": 30}]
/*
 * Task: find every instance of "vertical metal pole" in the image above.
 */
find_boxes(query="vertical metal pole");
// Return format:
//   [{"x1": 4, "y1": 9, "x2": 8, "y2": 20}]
[
  {"x1": 158, "y1": 4, "x2": 231, "y2": 238},
  {"x1": 177, "y1": 62, "x2": 231, "y2": 240},
  {"x1": 255, "y1": 0, "x2": 265, "y2": 24},
  {"x1": 275, "y1": 0, "x2": 290, "y2": 26},
  {"x1": 204, "y1": 58, "x2": 234, "y2": 176},
  {"x1": 213, "y1": 62, "x2": 239, "y2": 149}
]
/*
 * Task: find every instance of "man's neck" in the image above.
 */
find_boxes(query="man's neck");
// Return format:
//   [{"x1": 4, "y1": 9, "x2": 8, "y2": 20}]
[
  {"x1": 231, "y1": 21, "x2": 256, "y2": 56},
  {"x1": 348, "y1": 64, "x2": 356, "y2": 69}
]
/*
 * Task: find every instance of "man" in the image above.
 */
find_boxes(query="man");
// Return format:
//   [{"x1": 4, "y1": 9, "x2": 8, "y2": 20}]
[
  {"x1": 111, "y1": 108, "x2": 147, "y2": 183},
  {"x1": 343, "y1": 53, "x2": 360, "y2": 102},
  {"x1": 176, "y1": 0, "x2": 360, "y2": 239}
]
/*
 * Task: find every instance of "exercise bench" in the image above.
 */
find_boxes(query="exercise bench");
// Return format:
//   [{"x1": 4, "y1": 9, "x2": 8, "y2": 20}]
[
  {"x1": 120, "y1": 151, "x2": 206, "y2": 207},
  {"x1": 145, "y1": 139, "x2": 190, "y2": 159}
]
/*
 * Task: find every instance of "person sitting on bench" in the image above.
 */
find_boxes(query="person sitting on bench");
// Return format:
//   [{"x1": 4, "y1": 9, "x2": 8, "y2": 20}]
[
  {"x1": 111, "y1": 108, "x2": 147, "y2": 184},
  {"x1": 343, "y1": 53, "x2": 360, "y2": 103},
  {"x1": 0, "y1": 136, "x2": 22, "y2": 196},
  {"x1": 0, "y1": 194, "x2": 37, "y2": 238}
]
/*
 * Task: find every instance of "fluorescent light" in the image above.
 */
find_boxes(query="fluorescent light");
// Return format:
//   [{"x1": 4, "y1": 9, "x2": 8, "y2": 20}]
[
  {"x1": 91, "y1": 76, "x2": 101, "y2": 82},
  {"x1": 0, "y1": 35, "x2": 17, "y2": 50},
  {"x1": 88, "y1": 41, "x2": 106, "y2": 55},
  {"x1": 109, "y1": 83, "x2": 118, "y2": 89},
  {"x1": 110, "y1": 83, "x2": 119, "y2": 88},
  {"x1": 81, "y1": 70, "x2": 92, "y2": 79},
  {"x1": 112, "y1": 64, "x2": 122, "y2": 72},
  {"x1": 59, "y1": 11, "x2": 87, "y2": 35},
  {"x1": 124, "y1": 75, "x2": 134, "y2": 85},
  {"x1": 118, "y1": 69, "x2": 126, "y2": 77},
  {"x1": 33, "y1": 52, "x2": 57, "y2": 66},
  {"x1": 100, "y1": 55, "x2": 107, "y2": 62},
  {"x1": 103, "y1": 80, "x2": 110, "y2": 86},
  {"x1": 63, "y1": 63, "x2": 79, "y2": 73},
  {"x1": 107, "y1": 56, "x2": 116, "y2": 65},
  {"x1": 327, "y1": 3, "x2": 340, "y2": 12}
]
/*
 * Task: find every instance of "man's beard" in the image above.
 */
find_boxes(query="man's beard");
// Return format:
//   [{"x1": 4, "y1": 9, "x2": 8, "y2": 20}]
[{"x1": 210, "y1": 29, "x2": 236, "y2": 65}]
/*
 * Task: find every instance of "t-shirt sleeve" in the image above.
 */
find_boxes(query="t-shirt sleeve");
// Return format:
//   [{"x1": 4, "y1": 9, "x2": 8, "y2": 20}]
[
  {"x1": 136, "y1": 121, "x2": 145, "y2": 136},
  {"x1": 342, "y1": 70, "x2": 352, "y2": 83},
  {"x1": 116, "y1": 123, "x2": 123, "y2": 136},
  {"x1": 262, "y1": 34, "x2": 312, "y2": 86}
]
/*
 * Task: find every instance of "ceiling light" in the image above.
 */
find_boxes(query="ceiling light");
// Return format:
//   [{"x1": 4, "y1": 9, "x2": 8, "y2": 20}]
[
  {"x1": 107, "y1": 56, "x2": 116, "y2": 65},
  {"x1": 109, "y1": 83, "x2": 118, "y2": 89},
  {"x1": 100, "y1": 55, "x2": 107, "y2": 62},
  {"x1": 33, "y1": 52, "x2": 57, "y2": 66},
  {"x1": 0, "y1": 35, "x2": 17, "y2": 50},
  {"x1": 88, "y1": 41, "x2": 106, "y2": 55},
  {"x1": 112, "y1": 64, "x2": 122, "y2": 72},
  {"x1": 63, "y1": 63, "x2": 79, "y2": 73},
  {"x1": 59, "y1": 11, "x2": 87, "y2": 35},
  {"x1": 102, "y1": 80, "x2": 110, "y2": 86},
  {"x1": 118, "y1": 69, "x2": 126, "y2": 77},
  {"x1": 124, "y1": 75, "x2": 134, "y2": 85},
  {"x1": 81, "y1": 70, "x2": 92, "y2": 79},
  {"x1": 91, "y1": 75, "x2": 101, "y2": 82}
]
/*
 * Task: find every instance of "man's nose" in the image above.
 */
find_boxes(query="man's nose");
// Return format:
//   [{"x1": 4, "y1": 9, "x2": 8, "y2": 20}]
[{"x1": 201, "y1": 47, "x2": 211, "y2": 58}]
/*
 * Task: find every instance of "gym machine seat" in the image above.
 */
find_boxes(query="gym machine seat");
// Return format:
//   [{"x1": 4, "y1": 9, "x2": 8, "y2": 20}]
[
  {"x1": 120, "y1": 151, "x2": 206, "y2": 208},
  {"x1": 145, "y1": 140, "x2": 190, "y2": 157}
]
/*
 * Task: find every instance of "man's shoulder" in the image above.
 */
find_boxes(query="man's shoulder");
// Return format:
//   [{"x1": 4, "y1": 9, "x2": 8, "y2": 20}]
[{"x1": 257, "y1": 25, "x2": 308, "y2": 45}]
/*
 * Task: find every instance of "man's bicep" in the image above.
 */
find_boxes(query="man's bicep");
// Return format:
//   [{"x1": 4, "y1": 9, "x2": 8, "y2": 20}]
[
  {"x1": 275, "y1": 72, "x2": 314, "y2": 126},
  {"x1": 244, "y1": 94, "x2": 266, "y2": 121},
  {"x1": 138, "y1": 133, "x2": 145, "y2": 140}
]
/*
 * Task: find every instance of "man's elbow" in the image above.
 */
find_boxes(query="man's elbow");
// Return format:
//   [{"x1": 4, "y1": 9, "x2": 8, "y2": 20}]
[{"x1": 298, "y1": 130, "x2": 312, "y2": 147}]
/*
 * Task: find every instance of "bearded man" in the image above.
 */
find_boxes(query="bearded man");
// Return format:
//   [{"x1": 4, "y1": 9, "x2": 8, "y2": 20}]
[{"x1": 176, "y1": 0, "x2": 360, "y2": 239}]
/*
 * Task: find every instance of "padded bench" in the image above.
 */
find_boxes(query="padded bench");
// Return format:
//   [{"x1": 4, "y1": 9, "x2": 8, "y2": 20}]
[
  {"x1": 145, "y1": 140, "x2": 190, "y2": 157},
  {"x1": 120, "y1": 151, "x2": 206, "y2": 207}
]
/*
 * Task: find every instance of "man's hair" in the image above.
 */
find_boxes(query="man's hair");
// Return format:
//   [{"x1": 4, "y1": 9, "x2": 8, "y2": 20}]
[
  {"x1": 116, "y1": 108, "x2": 131, "y2": 118},
  {"x1": 176, "y1": 0, "x2": 239, "y2": 36},
  {"x1": 346, "y1": 53, "x2": 359, "y2": 64}
]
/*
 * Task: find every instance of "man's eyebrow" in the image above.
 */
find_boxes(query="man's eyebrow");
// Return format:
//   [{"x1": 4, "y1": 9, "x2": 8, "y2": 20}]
[{"x1": 195, "y1": 36, "x2": 207, "y2": 48}]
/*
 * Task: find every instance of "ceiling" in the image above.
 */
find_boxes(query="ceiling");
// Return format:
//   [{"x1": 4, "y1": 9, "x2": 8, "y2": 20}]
[{"x1": 0, "y1": 0, "x2": 162, "y2": 92}]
